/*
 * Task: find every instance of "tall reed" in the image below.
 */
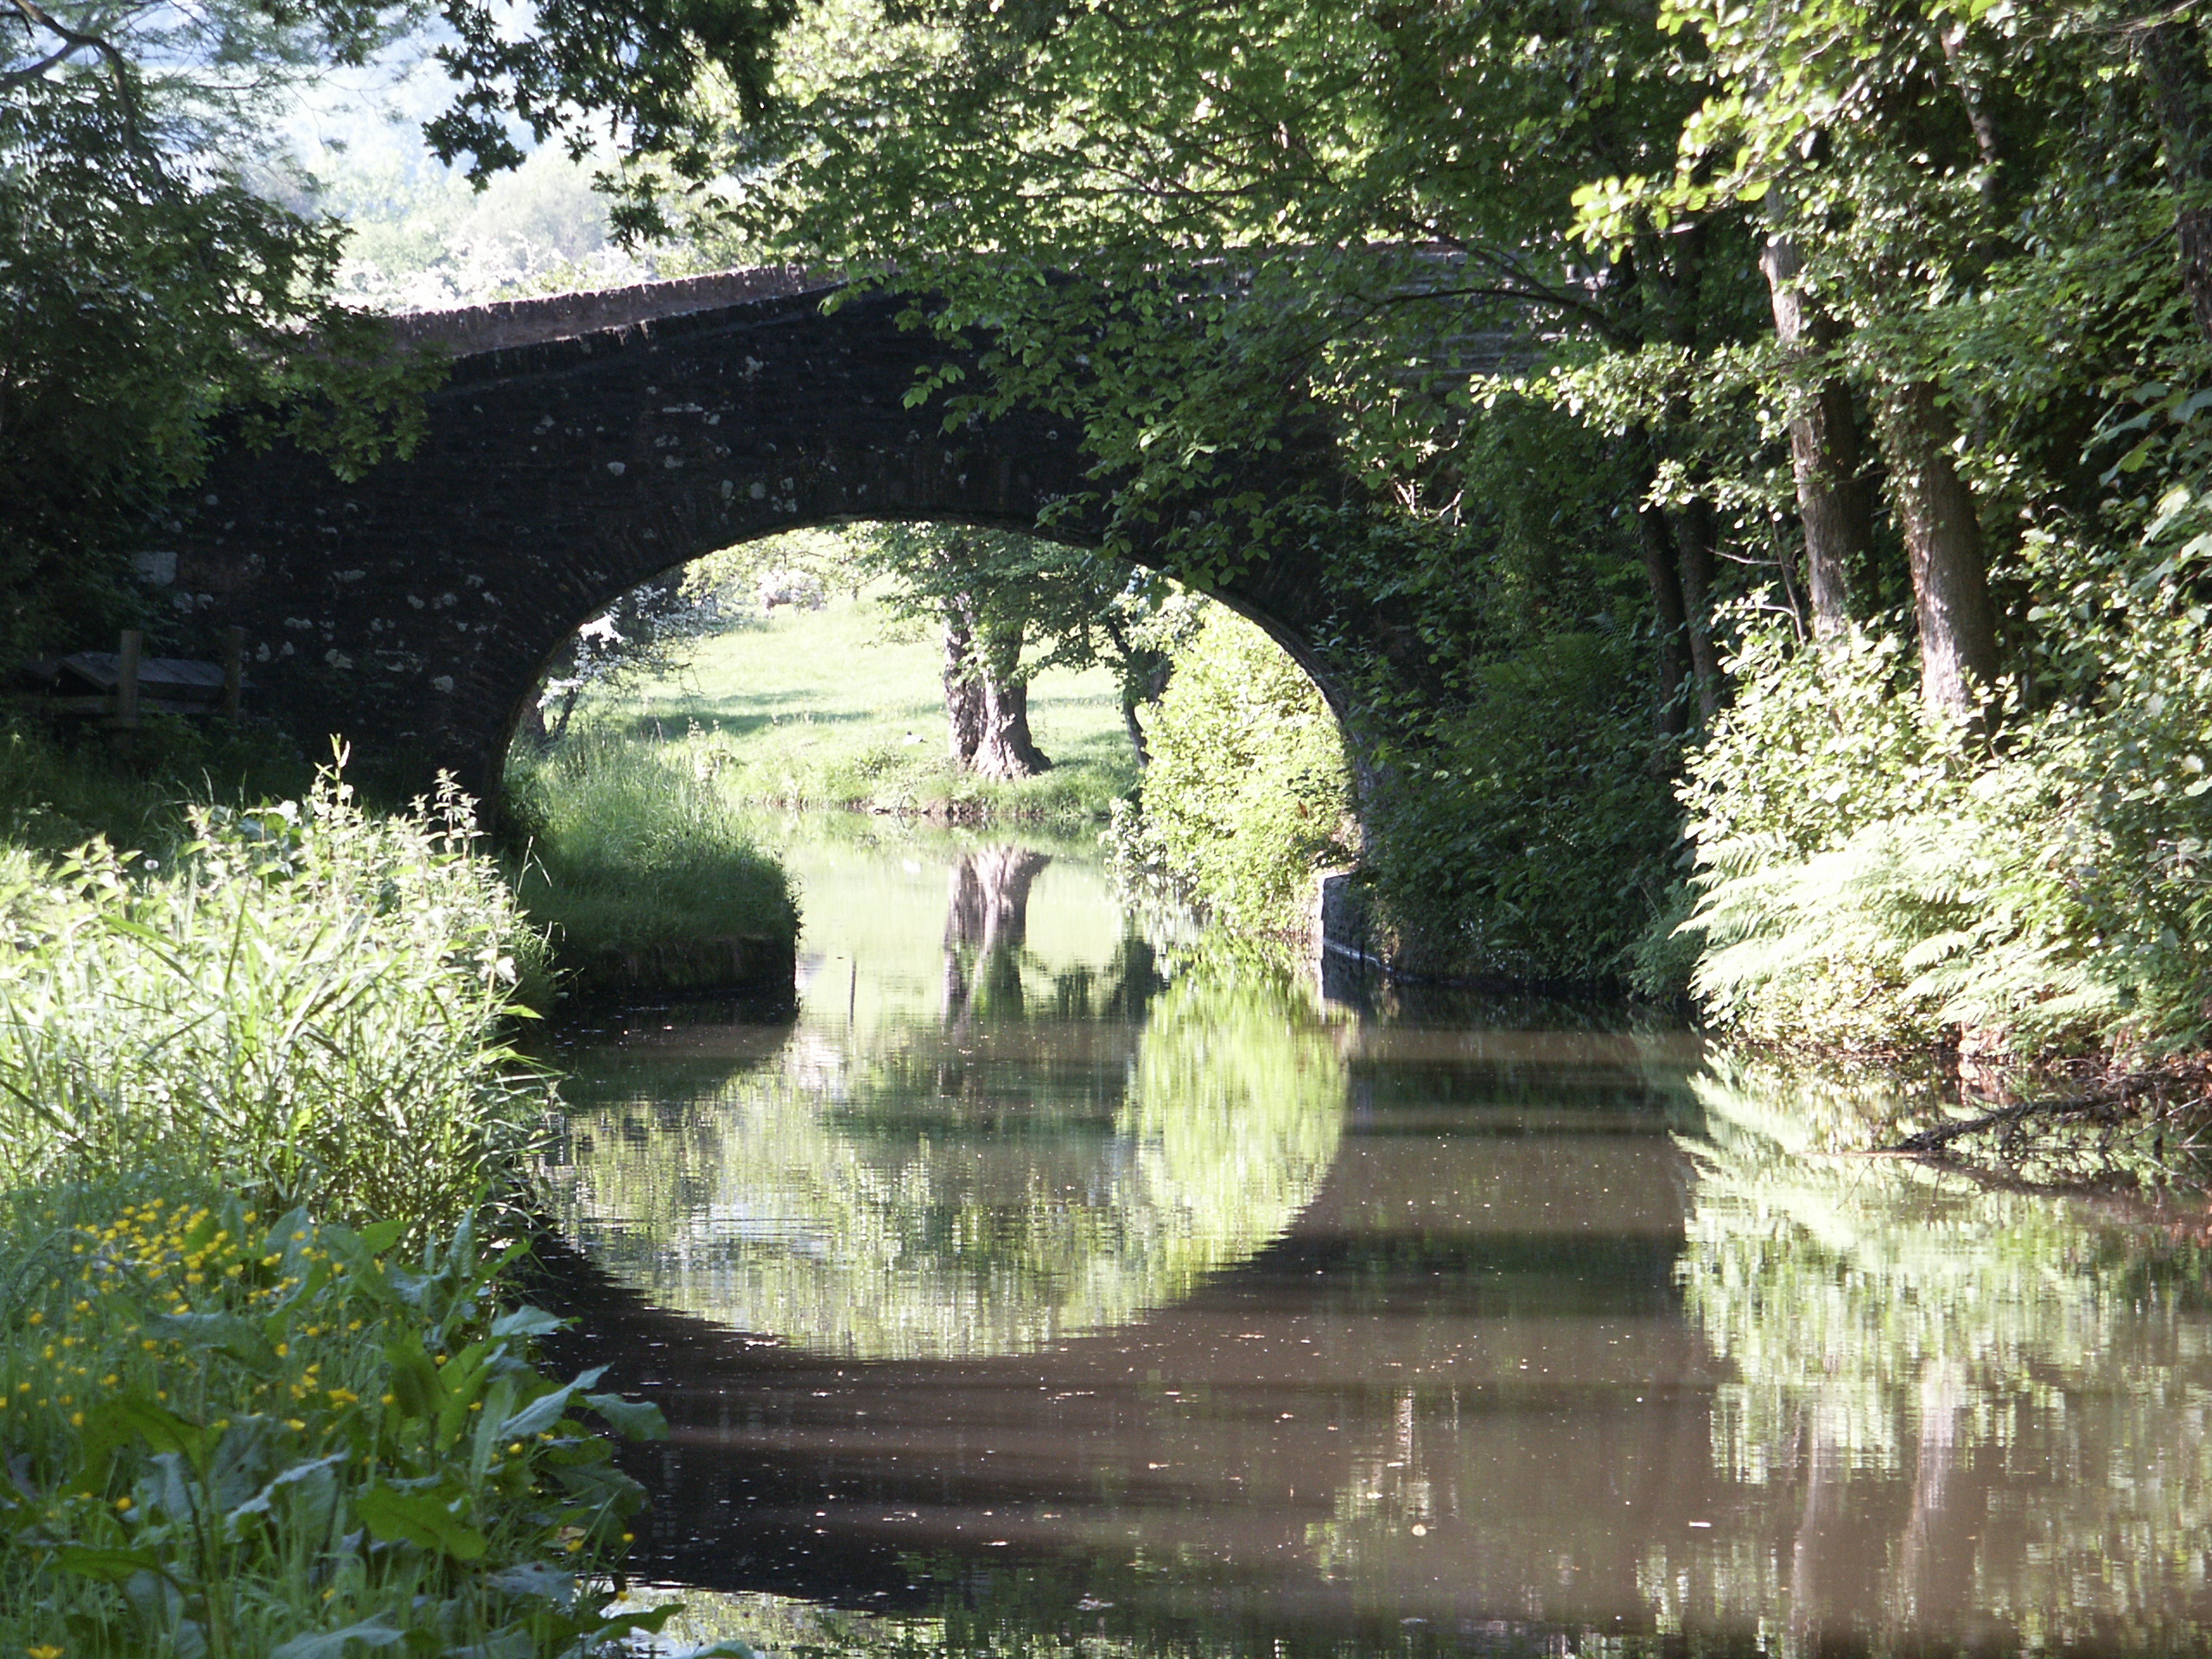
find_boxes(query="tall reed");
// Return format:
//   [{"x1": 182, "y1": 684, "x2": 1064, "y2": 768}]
[{"x1": 0, "y1": 769, "x2": 546, "y2": 1234}]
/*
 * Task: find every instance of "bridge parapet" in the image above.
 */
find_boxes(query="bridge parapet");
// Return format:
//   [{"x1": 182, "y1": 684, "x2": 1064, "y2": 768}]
[{"x1": 387, "y1": 266, "x2": 838, "y2": 359}]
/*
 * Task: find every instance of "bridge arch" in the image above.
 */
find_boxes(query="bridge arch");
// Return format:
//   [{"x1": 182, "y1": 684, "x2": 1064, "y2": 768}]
[{"x1": 164, "y1": 270, "x2": 1354, "y2": 806}]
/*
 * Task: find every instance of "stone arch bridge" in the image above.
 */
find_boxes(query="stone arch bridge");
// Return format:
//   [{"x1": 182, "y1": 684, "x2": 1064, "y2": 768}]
[{"x1": 162, "y1": 268, "x2": 1427, "y2": 805}]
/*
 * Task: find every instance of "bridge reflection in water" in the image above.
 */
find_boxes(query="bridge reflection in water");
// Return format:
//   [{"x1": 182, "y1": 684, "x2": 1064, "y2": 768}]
[{"x1": 537, "y1": 818, "x2": 2212, "y2": 1658}]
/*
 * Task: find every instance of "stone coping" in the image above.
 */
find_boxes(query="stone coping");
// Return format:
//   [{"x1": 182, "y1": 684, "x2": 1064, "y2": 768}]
[{"x1": 387, "y1": 267, "x2": 841, "y2": 359}]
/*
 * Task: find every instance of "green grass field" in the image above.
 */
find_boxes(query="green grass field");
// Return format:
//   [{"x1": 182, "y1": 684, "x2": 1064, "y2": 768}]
[{"x1": 571, "y1": 588, "x2": 1141, "y2": 822}]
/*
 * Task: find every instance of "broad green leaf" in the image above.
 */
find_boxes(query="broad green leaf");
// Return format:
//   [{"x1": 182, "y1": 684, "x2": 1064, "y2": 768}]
[
  {"x1": 54, "y1": 1543, "x2": 175, "y2": 1585},
  {"x1": 353, "y1": 1484, "x2": 489, "y2": 1562},
  {"x1": 583, "y1": 1391, "x2": 669, "y2": 1440},
  {"x1": 270, "y1": 1621, "x2": 407, "y2": 1658}
]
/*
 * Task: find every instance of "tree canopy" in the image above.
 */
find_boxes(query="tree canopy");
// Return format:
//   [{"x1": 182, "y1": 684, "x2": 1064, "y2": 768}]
[
  {"x1": 644, "y1": 0, "x2": 2212, "y2": 1033},
  {"x1": 0, "y1": 0, "x2": 791, "y2": 664}
]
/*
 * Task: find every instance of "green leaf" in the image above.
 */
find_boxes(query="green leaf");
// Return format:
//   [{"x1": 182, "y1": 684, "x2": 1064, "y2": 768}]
[
  {"x1": 353, "y1": 1484, "x2": 488, "y2": 1562},
  {"x1": 152, "y1": 1311, "x2": 277, "y2": 1369},
  {"x1": 354, "y1": 1219, "x2": 407, "y2": 1255},
  {"x1": 494, "y1": 1384, "x2": 577, "y2": 1442},
  {"x1": 486, "y1": 1560, "x2": 579, "y2": 1604},
  {"x1": 54, "y1": 1543, "x2": 175, "y2": 1585},
  {"x1": 491, "y1": 1305, "x2": 565, "y2": 1340},
  {"x1": 270, "y1": 1621, "x2": 407, "y2": 1659},
  {"x1": 96, "y1": 1398, "x2": 217, "y2": 1471},
  {"x1": 384, "y1": 1336, "x2": 444, "y2": 1423},
  {"x1": 583, "y1": 1391, "x2": 668, "y2": 1440}
]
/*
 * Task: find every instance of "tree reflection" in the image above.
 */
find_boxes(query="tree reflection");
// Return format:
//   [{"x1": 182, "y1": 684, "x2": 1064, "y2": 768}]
[
  {"x1": 942, "y1": 845, "x2": 1052, "y2": 1027},
  {"x1": 545, "y1": 845, "x2": 1346, "y2": 1359},
  {"x1": 1667, "y1": 1052, "x2": 2212, "y2": 1649}
]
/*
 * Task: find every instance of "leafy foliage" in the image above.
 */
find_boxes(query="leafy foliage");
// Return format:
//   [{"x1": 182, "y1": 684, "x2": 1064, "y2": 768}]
[
  {"x1": 1360, "y1": 630, "x2": 1681, "y2": 982},
  {"x1": 1680, "y1": 544, "x2": 2212, "y2": 1054},
  {"x1": 0, "y1": 766, "x2": 546, "y2": 1232},
  {"x1": 1108, "y1": 607, "x2": 1351, "y2": 934},
  {"x1": 0, "y1": 1182, "x2": 681, "y2": 1657},
  {"x1": 503, "y1": 723, "x2": 797, "y2": 958},
  {"x1": 0, "y1": 0, "x2": 793, "y2": 673}
]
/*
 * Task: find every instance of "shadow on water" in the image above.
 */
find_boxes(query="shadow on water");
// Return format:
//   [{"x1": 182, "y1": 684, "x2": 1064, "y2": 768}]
[{"x1": 536, "y1": 817, "x2": 2212, "y2": 1659}]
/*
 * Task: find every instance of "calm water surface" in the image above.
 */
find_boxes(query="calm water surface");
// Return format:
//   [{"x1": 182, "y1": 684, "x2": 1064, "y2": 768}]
[{"x1": 542, "y1": 817, "x2": 2212, "y2": 1658}]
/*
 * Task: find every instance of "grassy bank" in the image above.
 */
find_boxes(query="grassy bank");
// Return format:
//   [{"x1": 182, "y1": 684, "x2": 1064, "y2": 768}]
[
  {"x1": 563, "y1": 586, "x2": 1140, "y2": 823},
  {"x1": 502, "y1": 729, "x2": 798, "y2": 1001},
  {"x1": 0, "y1": 766, "x2": 721, "y2": 1656},
  {"x1": 0, "y1": 718, "x2": 316, "y2": 863}
]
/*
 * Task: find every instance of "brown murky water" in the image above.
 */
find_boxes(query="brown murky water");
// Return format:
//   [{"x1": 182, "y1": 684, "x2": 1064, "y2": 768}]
[{"x1": 541, "y1": 818, "x2": 2212, "y2": 1658}]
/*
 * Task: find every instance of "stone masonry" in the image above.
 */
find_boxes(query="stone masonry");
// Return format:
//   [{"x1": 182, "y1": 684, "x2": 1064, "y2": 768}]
[{"x1": 162, "y1": 271, "x2": 1362, "y2": 805}]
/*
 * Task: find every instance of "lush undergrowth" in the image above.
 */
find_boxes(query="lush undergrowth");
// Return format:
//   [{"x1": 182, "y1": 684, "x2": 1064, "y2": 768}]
[
  {"x1": 0, "y1": 717, "x2": 315, "y2": 861},
  {"x1": 502, "y1": 728, "x2": 797, "y2": 963},
  {"x1": 1660, "y1": 575, "x2": 2212, "y2": 1060},
  {"x1": 1358, "y1": 627, "x2": 1680, "y2": 982},
  {"x1": 570, "y1": 587, "x2": 1138, "y2": 823},
  {"x1": 0, "y1": 1183, "x2": 693, "y2": 1659},
  {"x1": 0, "y1": 764, "x2": 728, "y2": 1656},
  {"x1": 0, "y1": 775, "x2": 543, "y2": 1230},
  {"x1": 1105, "y1": 608, "x2": 1352, "y2": 934}
]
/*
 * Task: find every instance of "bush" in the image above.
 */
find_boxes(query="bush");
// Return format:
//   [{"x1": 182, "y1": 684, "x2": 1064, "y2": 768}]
[
  {"x1": 1360, "y1": 629, "x2": 1681, "y2": 982},
  {"x1": 0, "y1": 1181, "x2": 684, "y2": 1658},
  {"x1": 0, "y1": 769, "x2": 544, "y2": 1235},
  {"x1": 1107, "y1": 608, "x2": 1352, "y2": 933},
  {"x1": 0, "y1": 716, "x2": 314, "y2": 860}
]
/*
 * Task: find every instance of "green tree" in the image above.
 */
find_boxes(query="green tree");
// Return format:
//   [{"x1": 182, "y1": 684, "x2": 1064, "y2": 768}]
[
  {"x1": 1113, "y1": 606, "x2": 1352, "y2": 933},
  {"x1": 669, "y1": 0, "x2": 1773, "y2": 968},
  {"x1": 1573, "y1": 0, "x2": 2204, "y2": 719},
  {"x1": 697, "y1": 0, "x2": 1761, "y2": 699},
  {"x1": 2, "y1": 0, "x2": 792, "y2": 670},
  {"x1": 851, "y1": 523, "x2": 1193, "y2": 777}
]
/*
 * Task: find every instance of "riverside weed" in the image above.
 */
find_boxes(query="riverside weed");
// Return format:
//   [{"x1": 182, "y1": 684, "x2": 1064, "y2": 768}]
[
  {"x1": 0, "y1": 766, "x2": 547, "y2": 1235},
  {"x1": 0, "y1": 1181, "x2": 696, "y2": 1658}
]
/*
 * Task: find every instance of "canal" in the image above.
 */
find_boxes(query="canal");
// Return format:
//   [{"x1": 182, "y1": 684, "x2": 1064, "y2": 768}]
[{"x1": 540, "y1": 816, "x2": 2212, "y2": 1657}]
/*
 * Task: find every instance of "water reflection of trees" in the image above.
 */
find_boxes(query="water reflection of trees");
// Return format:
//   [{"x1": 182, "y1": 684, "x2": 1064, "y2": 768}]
[
  {"x1": 942, "y1": 846, "x2": 1052, "y2": 1027},
  {"x1": 546, "y1": 852, "x2": 1346, "y2": 1358},
  {"x1": 1669, "y1": 1052, "x2": 2212, "y2": 1650}
]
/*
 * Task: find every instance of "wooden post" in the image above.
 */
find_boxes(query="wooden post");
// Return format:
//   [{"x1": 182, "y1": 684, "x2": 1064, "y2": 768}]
[
  {"x1": 114, "y1": 629, "x2": 142, "y2": 728},
  {"x1": 223, "y1": 626, "x2": 245, "y2": 718}
]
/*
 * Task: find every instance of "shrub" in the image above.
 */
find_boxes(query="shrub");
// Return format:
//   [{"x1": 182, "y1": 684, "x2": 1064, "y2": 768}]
[
  {"x1": 1360, "y1": 629, "x2": 1681, "y2": 982},
  {"x1": 0, "y1": 716, "x2": 314, "y2": 860},
  {"x1": 1107, "y1": 608, "x2": 1352, "y2": 933},
  {"x1": 1675, "y1": 561, "x2": 2212, "y2": 1055},
  {"x1": 0, "y1": 769, "x2": 545, "y2": 1234}
]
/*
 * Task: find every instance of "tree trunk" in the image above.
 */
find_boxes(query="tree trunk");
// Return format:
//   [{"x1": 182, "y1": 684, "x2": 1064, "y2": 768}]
[
  {"x1": 1760, "y1": 233, "x2": 1874, "y2": 637},
  {"x1": 516, "y1": 690, "x2": 550, "y2": 750},
  {"x1": 2142, "y1": 16, "x2": 2212, "y2": 346},
  {"x1": 942, "y1": 601, "x2": 984, "y2": 766},
  {"x1": 1122, "y1": 702, "x2": 1150, "y2": 766},
  {"x1": 545, "y1": 680, "x2": 582, "y2": 746},
  {"x1": 1878, "y1": 383, "x2": 2000, "y2": 719},
  {"x1": 1102, "y1": 613, "x2": 1173, "y2": 767},
  {"x1": 1670, "y1": 496, "x2": 1724, "y2": 727},
  {"x1": 1637, "y1": 497, "x2": 1694, "y2": 738},
  {"x1": 1121, "y1": 651, "x2": 1173, "y2": 767},
  {"x1": 970, "y1": 621, "x2": 1052, "y2": 779}
]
